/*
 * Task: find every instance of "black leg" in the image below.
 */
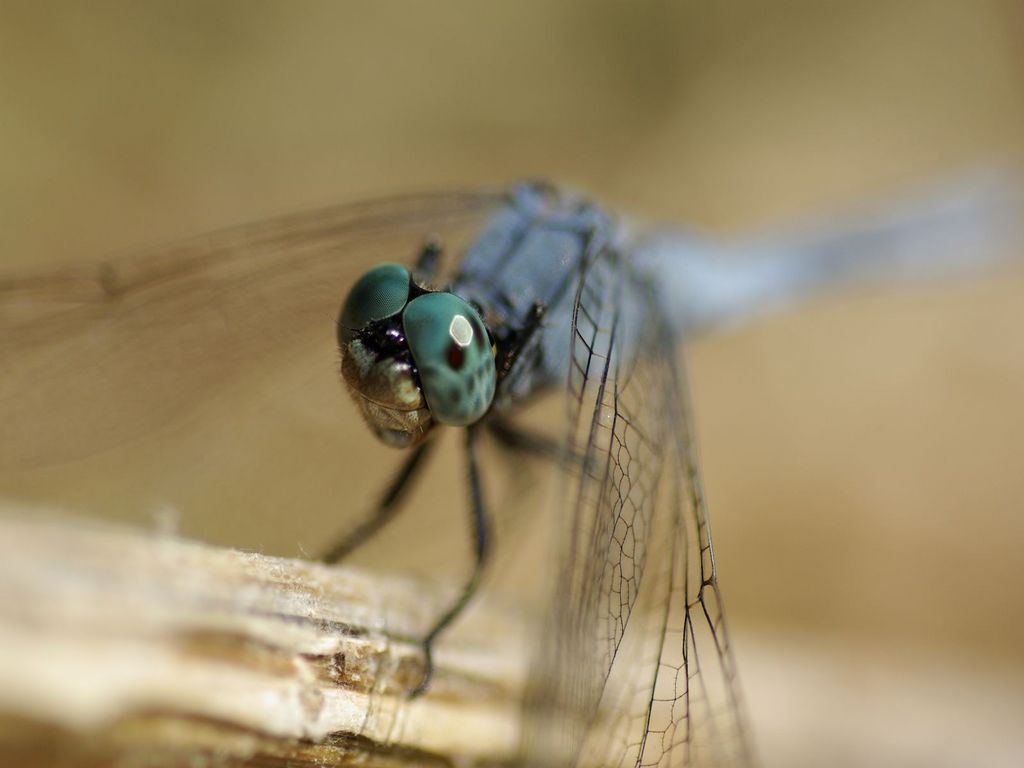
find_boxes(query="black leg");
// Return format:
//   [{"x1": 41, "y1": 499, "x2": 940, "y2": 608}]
[
  {"x1": 413, "y1": 237, "x2": 443, "y2": 283},
  {"x1": 488, "y1": 418, "x2": 566, "y2": 464},
  {"x1": 488, "y1": 417, "x2": 592, "y2": 473},
  {"x1": 411, "y1": 427, "x2": 491, "y2": 697},
  {"x1": 495, "y1": 300, "x2": 546, "y2": 379},
  {"x1": 320, "y1": 438, "x2": 436, "y2": 565}
]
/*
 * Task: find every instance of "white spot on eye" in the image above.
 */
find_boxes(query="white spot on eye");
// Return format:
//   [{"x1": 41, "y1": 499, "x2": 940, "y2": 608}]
[{"x1": 449, "y1": 314, "x2": 474, "y2": 347}]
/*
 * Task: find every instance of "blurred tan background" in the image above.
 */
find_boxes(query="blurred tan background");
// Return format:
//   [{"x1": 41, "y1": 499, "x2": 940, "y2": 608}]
[{"x1": 2, "y1": 1, "x2": 1023, "y2": 766}]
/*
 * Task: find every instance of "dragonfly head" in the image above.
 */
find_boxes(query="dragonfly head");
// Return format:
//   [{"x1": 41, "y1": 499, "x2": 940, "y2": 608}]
[{"x1": 337, "y1": 263, "x2": 497, "y2": 448}]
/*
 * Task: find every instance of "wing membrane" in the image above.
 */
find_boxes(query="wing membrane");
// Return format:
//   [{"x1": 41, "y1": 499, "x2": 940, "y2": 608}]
[
  {"x1": 638, "y1": 352, "x2": 750, "y2": 767},
  {"x1": 0, "y1": 190, "x2": 500, "y2": 466},
  {"x1": 522, "y1": 234, "x2": 752, "y2": 767}
]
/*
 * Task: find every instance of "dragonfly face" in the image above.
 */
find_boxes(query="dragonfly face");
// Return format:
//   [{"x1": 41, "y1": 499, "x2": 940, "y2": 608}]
[{"x1": 337, "y1": 262, "x2": 497, "y2": 448}]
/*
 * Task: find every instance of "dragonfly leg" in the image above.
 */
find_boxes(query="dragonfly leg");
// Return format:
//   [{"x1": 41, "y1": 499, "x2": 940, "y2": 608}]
[
  {"x1": 488, "y1": 418, "x2": 569, "y2": 464},
  {"x1": 411, "y1": 426, "x2": 490, "y2": 697},
  {"x1": 319, "y1": 438, "x2": 436, "y2": 564},
  {"x1": 496, "y1": 300, "x2": 546, "y2": 379},
  {"x1": 412, "y1": 237, "x2": 444, "y2": 283}
]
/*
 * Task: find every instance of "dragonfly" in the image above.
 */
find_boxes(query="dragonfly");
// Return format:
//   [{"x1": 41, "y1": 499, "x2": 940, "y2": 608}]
[{"x1": 0, "y1": 173, "x2": 1019, "y2": 767}]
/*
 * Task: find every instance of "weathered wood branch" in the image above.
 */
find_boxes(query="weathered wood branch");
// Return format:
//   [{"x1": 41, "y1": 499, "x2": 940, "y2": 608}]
[{"x1": 0, "y1": 505, "x2": 526, "y2": 766}]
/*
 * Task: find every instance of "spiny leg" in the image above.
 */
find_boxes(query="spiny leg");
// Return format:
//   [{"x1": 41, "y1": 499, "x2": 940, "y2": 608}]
[
  {"x1": 411, "y1": 426, "x2": 491, "y2": 696},
  {"x1": 320, "y1": 438, "x2": 436, "y2": 564}
]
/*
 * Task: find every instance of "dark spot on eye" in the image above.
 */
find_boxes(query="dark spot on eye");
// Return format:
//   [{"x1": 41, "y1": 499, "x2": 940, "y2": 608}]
[{"x1": 447, "y1": 342, "x2": 465, "y2": 370}]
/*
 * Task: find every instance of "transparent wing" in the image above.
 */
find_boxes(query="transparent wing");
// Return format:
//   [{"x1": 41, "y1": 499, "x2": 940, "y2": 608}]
[
  {"x1": 644, "y1": 352, "x2": 751, "y2": 767},
  {"x1": 521, "y1": 238, "x2": 751, "y2": 767},
  {"x1": 0, "y1": 190, "x2": 501, "y2": 467}
]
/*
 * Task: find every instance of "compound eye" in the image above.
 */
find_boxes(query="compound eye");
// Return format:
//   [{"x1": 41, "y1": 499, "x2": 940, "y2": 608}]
[
  {"x1": 338, "y1": 263, "x2": 411, "y2": 341},
  {"x1": 403, "y1": 292, "x2": 496, "y2": 426}
]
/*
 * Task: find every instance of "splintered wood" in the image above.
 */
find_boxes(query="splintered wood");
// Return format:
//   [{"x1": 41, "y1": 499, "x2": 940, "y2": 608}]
[{"x1": 0, "y1": 507, "x2": 525, "y2": 767}]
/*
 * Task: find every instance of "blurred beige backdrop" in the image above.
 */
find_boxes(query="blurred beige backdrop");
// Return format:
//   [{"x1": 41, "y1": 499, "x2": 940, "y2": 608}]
[{"x1": 2, "y1": 2, "x2": 1023, "y2": 766}]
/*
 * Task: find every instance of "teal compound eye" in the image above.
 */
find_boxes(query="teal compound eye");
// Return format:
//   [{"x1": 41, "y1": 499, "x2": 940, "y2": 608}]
[
  {"x1": 403, "y1": 292, "x2": 496, "y2": 426},
  {"x1": 338, "y1": 263, "x2": 411, "y2": 341}
]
